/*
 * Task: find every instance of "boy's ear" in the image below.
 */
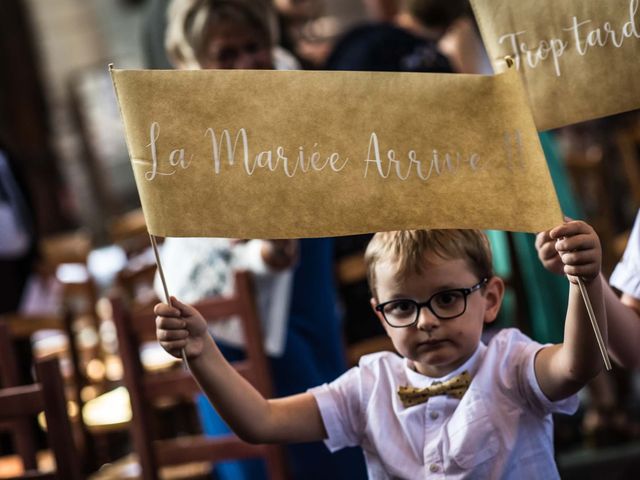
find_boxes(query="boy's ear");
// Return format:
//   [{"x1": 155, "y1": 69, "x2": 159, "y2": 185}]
[
  {"x1": 483, "y1": 276, "x2": 505, "y2": 325},
  {"x1": 370, "y1": 298, "x2": 387, "y2": 329}
]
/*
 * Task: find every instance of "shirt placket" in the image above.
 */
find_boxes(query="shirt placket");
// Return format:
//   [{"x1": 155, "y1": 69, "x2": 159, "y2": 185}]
[{"x1": 423, "y1": 395, "x2": 446, "y2": 478}]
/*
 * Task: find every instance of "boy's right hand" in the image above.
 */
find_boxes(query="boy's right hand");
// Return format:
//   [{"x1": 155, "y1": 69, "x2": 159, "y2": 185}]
[{"x1": 155, "y1": 297, "x2": 208, "y2": 359}]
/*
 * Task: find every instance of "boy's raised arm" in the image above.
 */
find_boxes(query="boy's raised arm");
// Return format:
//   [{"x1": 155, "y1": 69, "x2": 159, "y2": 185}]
[
  {"x1": 537, "y1": 231, "x2": 640, "y2": 369},
  {"x1": 534, "y1": 220, "x2": 607, "y2": 401},
  {"x1": 154, "y1": 297, "x2": 327, "y2": 444}
]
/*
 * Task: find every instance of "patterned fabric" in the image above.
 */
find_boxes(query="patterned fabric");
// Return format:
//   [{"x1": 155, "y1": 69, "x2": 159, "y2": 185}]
[
  {"x1": 398, "y1": 371, "x2": 471, "y2": 407},
  {"x1": 155, "y1": 237, "x2": 292, "y2": 356}
]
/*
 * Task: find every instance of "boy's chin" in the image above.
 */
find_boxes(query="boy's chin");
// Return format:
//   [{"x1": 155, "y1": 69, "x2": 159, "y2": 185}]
[{"x1": 412, "y1": 352, "x2": 469, "y2": 377}]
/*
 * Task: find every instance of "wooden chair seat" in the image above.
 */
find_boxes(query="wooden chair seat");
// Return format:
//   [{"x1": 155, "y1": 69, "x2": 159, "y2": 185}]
[
  {"x1": 82, "y1": 386, "x2": 131, "y2": 433},
  {"x1": 89, "y1": 453, "x2": 212, "y2": 480},
  {"x1": 0, "y1": 451, "x2": 55, "y2": 478}
]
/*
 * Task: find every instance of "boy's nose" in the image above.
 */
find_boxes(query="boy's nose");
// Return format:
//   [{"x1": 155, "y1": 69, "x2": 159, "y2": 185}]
[{"x1": 416, "y1": 307, "x2": 440, "y2": 332}]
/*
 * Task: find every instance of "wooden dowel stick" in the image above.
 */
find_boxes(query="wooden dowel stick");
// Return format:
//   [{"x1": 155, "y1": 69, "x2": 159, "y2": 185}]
[
  {"x1": 576, "y1": 277, "x2": 612, "y2": 371},
  {"x1": 149, "y1": 234, "x2": 189, "y2": 367}
]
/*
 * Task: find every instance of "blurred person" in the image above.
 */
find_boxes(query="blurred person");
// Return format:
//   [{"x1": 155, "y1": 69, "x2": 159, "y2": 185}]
[
  {"x1": 0, "y1": 136, "x2": 41, "y2": 456},
  {"x1": 326, "y1": 0, "x2": 469, "y2": 73},
  {"x1": 362, "y1": 0, "x2": 402, "y2": 22},
  {"x1": 362, "y1": 0, "x2": 489, "y2": 74},
  {"x1": 396, "y1": 0, "x2": 491, "y2": 74},
  {"x1": 0, "y1": 137, "x2": 42, "y2": 385},
  {"x1": 396, "y1": 0, "x2": 470, "y2": 41},
  {"x1": 608, "y1": 209, "x2": 640, "y2": 368},
  {"x1": 145, "y1": 0, "x2": 300, "y2": 70},
  {"x1": 274, "y1": 0, "x2": 323, "y2": 20},
  {"x1": 155, "y1": 1, "x2": 367, "y2": 478},
  {"x1": 272, "y1": 0, "x2": 330, "y2": 68},
  {"x1": 0, "y1": 139, "x2": 37, "y2": 315}
]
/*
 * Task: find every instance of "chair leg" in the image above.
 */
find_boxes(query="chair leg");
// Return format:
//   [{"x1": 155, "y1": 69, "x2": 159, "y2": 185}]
[
  {"x1": 265, "y1": 445, "x2": 288, "y2": 480},
  {"x1": 11, "y1": 419, "x2": 38, "y2": 471}
]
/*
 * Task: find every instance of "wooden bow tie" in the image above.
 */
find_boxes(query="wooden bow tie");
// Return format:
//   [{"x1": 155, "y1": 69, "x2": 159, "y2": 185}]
[{"x1": 398, "y1": 371, "x2": 471, "y2": 408}]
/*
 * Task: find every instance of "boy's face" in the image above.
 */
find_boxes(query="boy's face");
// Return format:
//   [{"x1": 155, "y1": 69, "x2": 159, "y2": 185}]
[{"x1": 370, "y1": 253, "x2": 504, "y2": 378}]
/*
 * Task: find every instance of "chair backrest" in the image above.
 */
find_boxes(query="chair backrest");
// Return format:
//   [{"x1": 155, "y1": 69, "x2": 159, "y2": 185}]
[
  {"x1": 1, "y1": 311, "x2": 96, "y2": 474},
  {"x1": 108, "y1": 208, "x2": 151, "y2": 258},
  {"x1": 115, "y1": 260, "x2": 158, "y2": 308},
  {"x1": 110, "y1": 270, "x2": 286, "y2": 480},
  {"x1": 0, "y1": 329, "x2": 82, "y2": 480}
]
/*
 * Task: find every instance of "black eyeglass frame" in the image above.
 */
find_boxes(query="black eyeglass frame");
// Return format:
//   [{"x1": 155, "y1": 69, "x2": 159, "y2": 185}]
[{"x1": 375, "y1": 278, "x2": 489, "y2": 328}]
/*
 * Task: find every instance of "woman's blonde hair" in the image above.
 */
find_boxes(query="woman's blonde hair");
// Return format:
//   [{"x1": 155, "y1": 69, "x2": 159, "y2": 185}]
[
  {"x1": 165, "y1": 0, "x2": 278, "y2": 68},
  {"x1": 364, "y1": 229, "x2": 493, "y2": 297}
]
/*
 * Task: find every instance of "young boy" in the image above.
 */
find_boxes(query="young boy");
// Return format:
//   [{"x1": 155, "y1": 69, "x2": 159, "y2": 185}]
[{"x1": 155, "y1": 220, "x2": 606, "y2": 478}]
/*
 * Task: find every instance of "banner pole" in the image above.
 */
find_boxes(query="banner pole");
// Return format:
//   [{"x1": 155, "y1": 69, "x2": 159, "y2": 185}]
[
  {"x1": 149, "y1": 233, "x2": 189, "y2": 368},
  {"x1": 576, "y1": 277, "x2": 612, "y2": 371}
]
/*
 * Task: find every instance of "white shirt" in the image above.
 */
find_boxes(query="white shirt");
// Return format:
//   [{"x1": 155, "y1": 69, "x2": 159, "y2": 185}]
[
  {"x1": 610, "y1": 209, "x2": 640, "y2": 298},
  {"x1": 309, "y1": 328, "x2": 578, "y2": 479}
]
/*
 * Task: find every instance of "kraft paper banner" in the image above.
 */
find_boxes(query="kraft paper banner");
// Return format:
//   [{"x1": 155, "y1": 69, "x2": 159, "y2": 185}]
[
  {"x1": 471, "y1": 0, "x2": 640, "y2": 131},
  {"x1": 110, "y1": 67, "x2": 562, "y2": 239}
]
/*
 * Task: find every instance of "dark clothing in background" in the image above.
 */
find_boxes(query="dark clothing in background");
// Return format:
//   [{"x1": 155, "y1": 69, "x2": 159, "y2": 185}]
[
  {"x1": 325, "y1": 22, "x2": 453, "y2": 73},
  {"x1": 0, "y1": 143, "x2": 40, "y2": 454},
  {"x1": 0, "y1": 143, "x2": 38, "y2": 314}
]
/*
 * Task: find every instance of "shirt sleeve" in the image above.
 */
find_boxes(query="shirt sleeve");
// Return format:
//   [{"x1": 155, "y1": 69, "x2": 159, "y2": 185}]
[
  {"x1": 308, "y1": 366, "x2": 365, "y2": 452},
  {"x1": 493, "y1": 329, "x2": 579, "y2": 417},
  {"x1": 610, "y1": 209, "x2": 640, "y2": 298}
]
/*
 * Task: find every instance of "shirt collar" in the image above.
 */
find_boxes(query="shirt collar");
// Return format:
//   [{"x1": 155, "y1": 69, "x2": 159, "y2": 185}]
[{"x1": 404, "y1": 341, "x2": 487, "y2": 388}]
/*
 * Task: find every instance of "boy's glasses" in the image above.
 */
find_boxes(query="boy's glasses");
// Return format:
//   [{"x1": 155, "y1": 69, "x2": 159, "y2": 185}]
[{"x1": 375, "y1": 278, "x2": 488, "y2": 328}]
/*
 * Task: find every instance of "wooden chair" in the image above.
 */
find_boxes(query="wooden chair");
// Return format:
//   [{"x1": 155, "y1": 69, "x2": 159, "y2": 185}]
[
  {"x1": 115, "y1": 260, "x2": 158, "y2": 309},
  {"x1": 0, "y1": 322, "x2": 39, "y2": 473},
  {"x1": 111, "y1": 270, "x2": 287, "y2": 480},
  {"x1": 1, "y1": 310, "x2": 101, "y2": 470},
  {"x1": 109, "y1": 209, "x2": 152, "y2": 259},
  {"x1": 39, "y1": 229, "x2": 97, "y2": 315},
  {"x1": 73, "y1": 261, "x2": 160, "y2": 474},
  {"x1": 0, "y1": 323, "x2": 82, "y2": 480}
]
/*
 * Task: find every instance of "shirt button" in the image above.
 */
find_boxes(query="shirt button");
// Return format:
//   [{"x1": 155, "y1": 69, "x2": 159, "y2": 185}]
[
  {"x1": 429, "y1": 463, "x2": 440, "y2": 473},
  {"x1": 429, "y1": 411, "x2": 440, "y2": 420}
]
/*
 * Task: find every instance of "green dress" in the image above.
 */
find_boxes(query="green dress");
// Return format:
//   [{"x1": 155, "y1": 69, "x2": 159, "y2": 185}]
[{"x1": 487, "y1": 131, "x2": 583, "y2": 343}]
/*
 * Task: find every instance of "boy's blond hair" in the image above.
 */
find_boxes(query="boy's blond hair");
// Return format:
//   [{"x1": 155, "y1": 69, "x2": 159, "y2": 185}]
[
  {"x1": 165, "y1": 0, "x2": 277, "y2": 68},
  {"x1": 365, "y1": 230, "x2": 493, "y2": 297}
]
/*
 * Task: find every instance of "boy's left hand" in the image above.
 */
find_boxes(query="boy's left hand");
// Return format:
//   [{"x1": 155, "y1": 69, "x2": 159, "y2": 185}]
[
  {"x1": 535, "y1": 230, "x2": 565, "y2": 276},
  {"x1": 549, "y1": 220, "x2": 601, "y2": 284}
]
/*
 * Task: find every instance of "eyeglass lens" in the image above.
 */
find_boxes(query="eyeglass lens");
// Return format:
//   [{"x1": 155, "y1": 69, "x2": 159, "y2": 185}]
[{"x1": 381, "y1": 290, "x2": 467, "y2": 326}]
